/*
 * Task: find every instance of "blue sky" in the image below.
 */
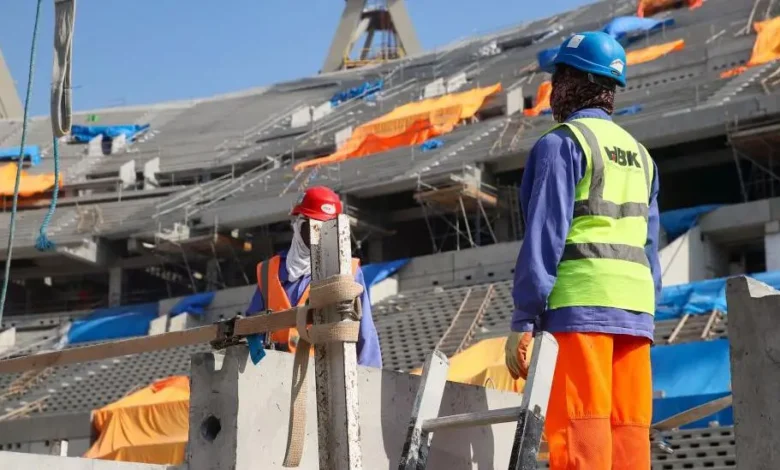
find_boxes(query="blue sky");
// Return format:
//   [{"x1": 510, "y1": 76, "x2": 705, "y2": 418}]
[{"x1": 0, "y1": 0, "x2": 594, "y2": 116}]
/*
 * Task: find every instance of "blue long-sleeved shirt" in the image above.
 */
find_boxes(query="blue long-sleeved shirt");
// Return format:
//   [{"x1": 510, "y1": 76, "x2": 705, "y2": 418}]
[
  {"x1": 245, "y1": 251, "x2": 383, "y2": 368},
  {"x1": 510, "y1": 108, "x2": 661, "y2": 340}
]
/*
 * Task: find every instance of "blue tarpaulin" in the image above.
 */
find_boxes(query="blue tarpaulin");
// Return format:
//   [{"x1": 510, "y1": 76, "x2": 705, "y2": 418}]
[
  {"x1": 657, "y1": 270, "x2": 780, "y2": 320},
  {"x1": 653, "y1": 392, "x2": 733, "y2": 429},
  {"x1": 652, "y1": 339, "x2": 731, "y2": 398},
  {"x1": 70, "y1": 124, "x2": 150, "y2": 143},
  {"x1": 660, "y1": 204, "x2": 722, "y2": 241},
  {"x1": 615, "y1": 104, "x2": 643, "y2": 116},
  {"x1": 602, "y1": 16, "x2": 675, "y2": 42},
  {"x1": 419, "y1": 139, "x2": 444, "y2": 152},
  {"x1": 66, "y1": 303, "x2": 158, "y2": 345},
  {"x1": 361, "y1": 258, "x2": 410, "y2": 288},
  {"x1": 169, "y1": 292, "x2": 215, "y2": 317},
  {"x1": 330, "y1": 80, "x2": 384, "y2": 107},
  {"x1": 0, "y1": 145, "x2": 41, "y2": 166}
]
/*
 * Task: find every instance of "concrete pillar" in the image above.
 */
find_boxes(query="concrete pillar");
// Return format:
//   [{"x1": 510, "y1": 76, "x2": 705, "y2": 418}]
[
  {"x1": 367, "y1": 238, "x2": 383, "y2": 263},
  {"x1": 188, "y1": 347, "x2": 524, "y2": 470},
  {"x1": 764, "y1": 221, "x2": 780, "y2": 271},
  {"x1": 726, "y1": 276, "x2": 780, "y2": 469},
  {"x1": 108, "y1": 267, "x2": 123, "y2": 307}
]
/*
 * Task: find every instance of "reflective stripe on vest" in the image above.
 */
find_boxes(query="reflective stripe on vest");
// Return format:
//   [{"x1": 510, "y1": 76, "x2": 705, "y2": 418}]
[
  {"x1": 256, "y1": 255, "x2": 361, "y2": 352},
  {"x1": 546, "y1": 118, "x2": 656, "y2": 315}
]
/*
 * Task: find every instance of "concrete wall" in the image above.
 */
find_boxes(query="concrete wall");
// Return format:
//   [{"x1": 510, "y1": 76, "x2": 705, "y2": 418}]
[
  {"x1": 398, "y1": 241, "x2": 521, "y2": 290},
  {"x1": 0, "y1": 451, "x2": 178, "y2": 469},
  {"x1": 660, "y1": 226, "x2": 728, "y2": 286},
  {"x1": 726, "y1": 276, "x2": 780, "y2": 469},
  {"x1": 188, "y1": 347, "x2": 524, "y2": 470}
]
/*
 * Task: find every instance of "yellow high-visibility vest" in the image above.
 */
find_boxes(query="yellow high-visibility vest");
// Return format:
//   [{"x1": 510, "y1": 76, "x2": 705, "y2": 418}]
[{"x1": 546, "y1": 118, "x2": 656, "y2": 314}]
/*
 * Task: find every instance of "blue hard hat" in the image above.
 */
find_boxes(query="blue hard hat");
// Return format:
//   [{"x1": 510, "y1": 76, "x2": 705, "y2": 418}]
[{"x1": 548, "y1": 31, "x2": 627, "y2": 87}]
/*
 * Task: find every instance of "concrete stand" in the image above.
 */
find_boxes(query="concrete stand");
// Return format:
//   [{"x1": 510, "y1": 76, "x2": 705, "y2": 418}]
[
  {"x1": 188, "y1": 347, "x2": 524, "y2": 470},
  {"x1": 726, "y1": 276, "x2": 780, "y2": 468}
]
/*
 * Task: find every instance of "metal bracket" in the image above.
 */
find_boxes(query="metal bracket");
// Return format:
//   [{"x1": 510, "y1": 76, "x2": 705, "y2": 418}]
[{"x1": 210, "y1": 315, "x2": 242, "y2": 350}]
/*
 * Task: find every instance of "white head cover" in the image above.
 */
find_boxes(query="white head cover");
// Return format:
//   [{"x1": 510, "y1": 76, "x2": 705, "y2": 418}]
[{"x1": 286, "y1": 217, "x2": 311, "y2": 282}]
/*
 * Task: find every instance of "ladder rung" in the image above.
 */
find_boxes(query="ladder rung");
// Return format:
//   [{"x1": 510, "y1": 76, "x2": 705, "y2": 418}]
[{"x1": 421, "y1": 406, "x2": 524, "y2": 432}]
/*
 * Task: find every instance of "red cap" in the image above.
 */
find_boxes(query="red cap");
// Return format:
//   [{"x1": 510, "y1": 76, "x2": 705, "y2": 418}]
[{"x1": 291, "y1": 186, "x2": 343, "y2": 221}]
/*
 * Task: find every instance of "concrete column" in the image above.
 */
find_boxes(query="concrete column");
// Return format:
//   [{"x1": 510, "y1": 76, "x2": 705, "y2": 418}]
[
  {"x1": 726, "y1": 276, "x2": 780, "y2": 469},
  {"x1": 765, "y1": 221, "x2": 780, "y2": 271},
  {"x1": 108, "y1": 267, "x2": 123, "y2": 307},
  {"x1": 188, "y1": 347, "x2": 524, "y2": 470}
]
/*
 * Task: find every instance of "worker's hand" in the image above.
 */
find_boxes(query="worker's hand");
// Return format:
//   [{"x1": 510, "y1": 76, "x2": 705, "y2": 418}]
[{"x1": 505, "y1": 332, "x2": 534, "y2": 380}]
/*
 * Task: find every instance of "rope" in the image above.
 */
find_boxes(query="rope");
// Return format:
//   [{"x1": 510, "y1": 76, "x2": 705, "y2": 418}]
[
  {"x1": 38, "y1": 0, "x2": 75, "y2": 251},
  {"x1": 282, "y1": 274, "x2": 363, "y2": 468},
  {"x1": 35, "y1": 138, "x2": 60, "y2": 251},
  {"x1": 0, "y1": 0, "x2": 45, "y2": 325}
]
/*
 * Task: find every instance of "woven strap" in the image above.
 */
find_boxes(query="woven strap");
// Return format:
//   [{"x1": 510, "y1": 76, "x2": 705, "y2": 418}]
[{"x1": 282, "y1": 274, "x2": 363, "y2": 467}]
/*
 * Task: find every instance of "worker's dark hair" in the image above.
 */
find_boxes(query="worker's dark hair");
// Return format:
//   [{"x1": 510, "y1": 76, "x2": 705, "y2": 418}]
[{"x1": 550, "y1": 64, "x2": 617, "y2": 123}]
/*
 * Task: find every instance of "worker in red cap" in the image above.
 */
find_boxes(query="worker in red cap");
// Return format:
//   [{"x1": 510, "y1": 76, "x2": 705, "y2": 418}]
[{"x1": 245, "y1": 186, "x2": 382, "y2": 368}]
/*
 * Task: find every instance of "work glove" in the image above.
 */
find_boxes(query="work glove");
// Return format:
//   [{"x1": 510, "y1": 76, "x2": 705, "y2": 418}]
[{"x1": 505, "y1": 331, "x2": 534, "y2": 380}]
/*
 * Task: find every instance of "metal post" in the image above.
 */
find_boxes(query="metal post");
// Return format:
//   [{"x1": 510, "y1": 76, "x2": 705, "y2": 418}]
[{"x1": 310, "y1": 214, "x2": 363, "y2": 470}]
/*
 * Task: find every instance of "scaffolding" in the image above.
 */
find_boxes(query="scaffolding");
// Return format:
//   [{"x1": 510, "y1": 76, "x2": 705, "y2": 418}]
[
  {"x1": 415, "y1": 169, "x2": 499, "y2": 252},
  {"x1": 727, "y1": 118, "x2": 780, "y2": 202}
]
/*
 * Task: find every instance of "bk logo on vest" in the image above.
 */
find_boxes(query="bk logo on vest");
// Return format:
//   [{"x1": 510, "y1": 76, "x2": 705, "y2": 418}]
[{"x1": 603, "y1": 146, "x2": 641, "y2": 168}]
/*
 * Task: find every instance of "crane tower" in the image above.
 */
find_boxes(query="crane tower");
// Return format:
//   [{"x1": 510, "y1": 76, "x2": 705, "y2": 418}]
[
  {"x1": 0, "y1": 49, "x2": 21, "y2": 119},
  {"x1": 323, "y1": 0, "x2": 422, "y2": 72}
]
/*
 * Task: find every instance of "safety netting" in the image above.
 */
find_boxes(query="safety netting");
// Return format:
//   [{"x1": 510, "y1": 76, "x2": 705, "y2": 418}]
[
  {"x1": 85, "y1": 376, "x2": 189, "y2": 465},
  {"x1": 294, "y1": 83, "x2": 502, "y2": 171},
  {"x1": 721, "y1": 16, "x2": 780, "y2": 78},
  {"x1": 0, "y1": 145, "x2": 41, "y2": 166},
  {"x1": 524, "y1": 81, "x2": 552, "y2": 117},
  {"x1": 627, "y1": 39, "x2": 685, "y2": 65},
  {"x1": 70, "y1": 124, "x2": 150, "y2": 143},
  {"x1": 637, "y1": 0, "x2": 704, "y2": 18},
  {"x1": 0, "y1": 163, "x2": 61, "y2": 197}
]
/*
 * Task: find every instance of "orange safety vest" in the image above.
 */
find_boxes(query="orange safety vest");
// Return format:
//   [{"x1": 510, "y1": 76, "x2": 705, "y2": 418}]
[{"x1": 256, "y1": 255, "x2": 361, "y2": 354}]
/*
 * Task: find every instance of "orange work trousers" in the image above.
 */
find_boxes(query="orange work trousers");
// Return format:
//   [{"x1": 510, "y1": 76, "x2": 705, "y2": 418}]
[{"x1": 545, "y1": 332, "x2": 652, "y2": 470}]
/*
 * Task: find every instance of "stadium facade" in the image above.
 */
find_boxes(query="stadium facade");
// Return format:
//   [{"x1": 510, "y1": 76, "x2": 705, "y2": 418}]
[{"x1": 0, "y1": 0, "x2": 776, "y2": 467}]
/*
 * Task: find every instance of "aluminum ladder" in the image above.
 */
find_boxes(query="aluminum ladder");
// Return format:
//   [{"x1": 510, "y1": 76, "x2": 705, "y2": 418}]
[{"x1": 398, "y1": 332, "x2": 559, "y2": 470}]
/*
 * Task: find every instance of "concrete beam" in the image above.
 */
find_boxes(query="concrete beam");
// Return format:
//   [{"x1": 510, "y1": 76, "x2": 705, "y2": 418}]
[
  {"x1": 0, "y1": 412, "x2": 91, "y2": 445},
  {"x1": 726, "y1": 276, "x2": 780, "y2": 469},
  {"x1": 188, "y1": 347, "x2": 524, "y2": 470}
]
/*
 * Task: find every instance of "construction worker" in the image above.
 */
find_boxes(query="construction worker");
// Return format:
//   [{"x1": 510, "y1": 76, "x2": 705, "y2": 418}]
[
  {"x1": 245, "y1": 186, "x2": 382, "y2": 368},
  {"x1": 505, "y1": 32, "x2": 661, "y2": 469}
]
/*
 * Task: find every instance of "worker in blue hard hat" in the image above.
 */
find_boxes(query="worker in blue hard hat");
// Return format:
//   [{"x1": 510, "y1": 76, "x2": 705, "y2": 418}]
[{"x1": 505, "y1": 31, "x2": 660, "y2": 469}]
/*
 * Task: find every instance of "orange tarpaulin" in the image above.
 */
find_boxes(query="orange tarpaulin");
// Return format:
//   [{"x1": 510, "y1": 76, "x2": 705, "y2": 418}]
[
  {"x1": 637, "y1": 0, "x2": 703, "y2": 18},
  {"x1": 627, "y1": 39, "x2": 686, "y2": 65},
  {"x1": 411, "y1": 337, "x2": 526, "y2": 393},
  {"x1": 0, "y1": 163, "x2": 61, "y2": 197},
  {"x1": 721, "y1": 17, "x2": 780, "y2": 78},
  {"x1": 84, "y1": 376, "x2": 189, "y2": 465},
  {"x1": 524, "y1": 81, "x2": 552, "y2": 117},
  {"x1": 294, "y1": 83, "x2": 503, "y2": 171}
]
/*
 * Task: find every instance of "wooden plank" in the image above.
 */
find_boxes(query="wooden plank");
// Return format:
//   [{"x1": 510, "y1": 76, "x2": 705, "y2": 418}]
[
  {"x1": 423, "y1": 406, "x2": 523, "y2": 432},
  {"x1": 0, "y1": 305, "x2": 306, "y2": 375},
  {"x1": 653, "y1": 394, "x2": 733, "y2": 431},
  {"x1": 311, "y1": 214, "x2": 363, "y2": 470}
]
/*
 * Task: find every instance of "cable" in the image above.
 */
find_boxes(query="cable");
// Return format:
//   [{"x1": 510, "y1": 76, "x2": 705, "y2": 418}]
[{"x1": 0, "y1": 0, "x2": 44, "y2": 325}]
